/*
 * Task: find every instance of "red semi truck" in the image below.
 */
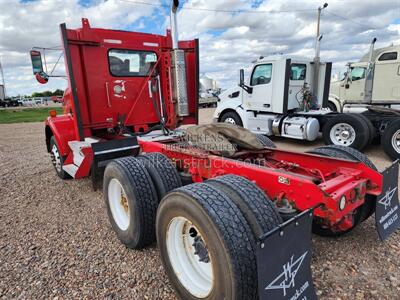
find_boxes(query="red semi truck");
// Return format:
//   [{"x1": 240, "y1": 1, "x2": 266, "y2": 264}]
[{"x1": 30, "y1": 2, "x2": 399, "y2": 299}]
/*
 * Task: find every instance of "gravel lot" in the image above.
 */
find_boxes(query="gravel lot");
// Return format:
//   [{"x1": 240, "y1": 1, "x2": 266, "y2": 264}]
[{"x1": 0, "y1": 108, "x2": 399, "y2": 299}]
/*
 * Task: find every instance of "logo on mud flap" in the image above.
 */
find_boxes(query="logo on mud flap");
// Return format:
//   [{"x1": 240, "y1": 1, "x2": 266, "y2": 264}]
[
  {"x1": 378, "y1": 187, "x2": 397, "y2": 210},
  {"x1": 278, "y1": 176, "x2": 290, "y2": 185},
  {"x1": 265, "y1": 251, "x2": 308, "y2": 296}
]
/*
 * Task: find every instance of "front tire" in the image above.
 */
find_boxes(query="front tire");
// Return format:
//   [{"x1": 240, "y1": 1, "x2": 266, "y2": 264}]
[
  {"x1": 327, "y1": 101, "x2": 337, "y2": 112},
  {"x1": 49, "y1": 136, "x2": 70, "y2": 179},
  {"x1": 220, "y1": 111, "x2": 243, "y2": 126}
]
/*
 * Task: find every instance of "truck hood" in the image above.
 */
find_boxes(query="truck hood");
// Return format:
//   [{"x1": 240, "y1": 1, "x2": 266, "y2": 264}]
[
  {"x1": 329, "y1": 80, "x2": 342, "y2": 99},
  {"x1": 218, "y1": 86, "x2": 242, "y2": 103}
]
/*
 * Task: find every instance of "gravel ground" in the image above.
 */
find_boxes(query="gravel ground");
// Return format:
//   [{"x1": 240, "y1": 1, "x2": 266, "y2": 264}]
[{"x1": 0, "y1": 108, "x2": 399, "y2": 299}]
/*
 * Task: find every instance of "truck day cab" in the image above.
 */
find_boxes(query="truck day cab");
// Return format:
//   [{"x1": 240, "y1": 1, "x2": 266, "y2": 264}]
[
  {"x1": 214, "y1": 39, "x2": 400, "y2": 160},
  {"x1": 30, "y1": 2, "x2": 400, "y2": 299}
]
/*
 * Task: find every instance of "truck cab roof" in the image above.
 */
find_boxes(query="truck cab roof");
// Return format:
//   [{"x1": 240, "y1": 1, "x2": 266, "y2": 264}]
[
  {"x1": 254, "y1": 55, "x2": 312, "y2": 65},
  {"x1": 359, "y1": 44, "x2": 400, "y2": 62}
]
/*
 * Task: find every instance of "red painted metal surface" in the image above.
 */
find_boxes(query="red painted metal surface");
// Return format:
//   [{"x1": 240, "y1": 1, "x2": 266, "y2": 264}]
[
  {"x1": 45, "y1": 114, "x2": 75, "y2": 157},
  {"x1": 139, "y1": 139, "x2": 383, "y2": 231},
  {"x1": 61, "y1": 19, "x2": 198, "y2": 140}
]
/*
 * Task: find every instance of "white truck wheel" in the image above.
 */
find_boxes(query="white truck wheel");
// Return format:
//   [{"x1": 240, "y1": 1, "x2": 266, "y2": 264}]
[
  {"x1": 103, "y1": 157, "x2": 158, "y2": 249},
  {"x1": 382, "y1": 119, "x2": 400, "y2": 160},
  {"x1": 322, "y1": 114, "x2": 370, "y2": 150},
  {"x1": 156, "y1": 183, "x2": 258, "y2": 300}
]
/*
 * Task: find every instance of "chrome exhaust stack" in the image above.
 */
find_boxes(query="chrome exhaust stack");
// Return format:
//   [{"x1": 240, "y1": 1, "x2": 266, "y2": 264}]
[
  {"x1": 170, "y1": 0, "x2": 189, "y2": 116},
  {"x1": 171, "y1": 0, "x2": 179, "y2": 49},
  {"x1": 312, "y1": 34, "x2": 323, "y2": 101},
  {"x1": 363, "y1": 37, "x2": 377, "y2": 104}
]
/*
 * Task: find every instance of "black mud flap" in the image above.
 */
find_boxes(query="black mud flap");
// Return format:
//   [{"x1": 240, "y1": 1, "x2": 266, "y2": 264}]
[
  {"x1": 257, "y1": 209, "x2": 317, "y2": 300},
  {"x1": 91, "y1": 136, "x2": 140, "y2": 191},
  {"x1": 375, "y1": 160, "x2": 400, "y2": 241}
]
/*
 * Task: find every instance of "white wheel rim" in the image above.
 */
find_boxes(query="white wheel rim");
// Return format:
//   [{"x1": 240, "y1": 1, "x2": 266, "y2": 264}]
[
  {"x1": 166, "y1": 217, "x2": 214, "y2": 298},
  {"x1": 108, "y1": 178, "x2": 130, "y2": 231},
  {"x1": 51, "y1": 144, "x2": 62, "y2": 172},
  {"x1": 224, "y1": 117, "x2": 236, "y2": 124},
  {"x1": 391, "y1": 129, "x2": 400, "y2": 154},
  {"x1": 330, "y1": 123, "x2": 356, "y2": 146}
]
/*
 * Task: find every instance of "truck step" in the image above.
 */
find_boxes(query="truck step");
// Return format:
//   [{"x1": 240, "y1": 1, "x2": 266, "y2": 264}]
[{"x1": 62, "y1": 164, "x2": 78, "y2": 177}]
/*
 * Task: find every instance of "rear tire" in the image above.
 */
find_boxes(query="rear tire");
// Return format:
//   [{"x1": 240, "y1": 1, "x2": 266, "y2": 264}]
[
  {"x1": 220, "y1": 111, "x2": 243, "y2": 126},
  {"x1": 322, "y1": 113, "x2": 370, "y2": 150},
  {"x1": 157, "y1": 183, "x2": 258, "y2": 300},
  {"x1": 382, "y1": 119, "x2": 400, "y2": 160},
  {"x1": 103, "y1": 157, "x2": 158, "y2": 249},
  {"x1": 137, "y1": 153, "x2": 182, "y2": 201},
  {"x1": 255, "y1": 134, "x2": 276, "y2": 148},
  {"x1": 206, "y1": 175, "x2": 282, "y2": 237},
  {"x1": 355, "y1": 113, "x2": 375, "y2": 146},
  {"x1": 307, "y1": 145, "x2": 377, "y2": 236}
]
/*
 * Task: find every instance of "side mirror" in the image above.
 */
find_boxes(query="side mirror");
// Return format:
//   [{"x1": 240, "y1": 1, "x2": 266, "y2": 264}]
[
  {"x1": 238, "y1": 69, "x2": 253, "y2": 94},
  {"x1": 30, "y1": 50, "x2": 49, "y2": 84},
  {"x1": 239, "y1": 69, "x2": 244, "y2": 86},
  {"x1": 345, "y1": 83, "x2": 350, "y2": 89},
  {"x1": 35, "y1": 72, "x2": 49, "y2": 84}
]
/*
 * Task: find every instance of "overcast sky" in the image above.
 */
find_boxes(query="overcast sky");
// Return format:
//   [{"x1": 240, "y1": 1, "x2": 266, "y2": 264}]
[{"x1": 0, "y1": 0, "x2": 399, "y2": 96}]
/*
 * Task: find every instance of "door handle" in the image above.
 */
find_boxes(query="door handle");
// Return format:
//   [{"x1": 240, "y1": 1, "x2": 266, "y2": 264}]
[{"x1": 105, "y1": 82, "x2": 111, "y2": 107}]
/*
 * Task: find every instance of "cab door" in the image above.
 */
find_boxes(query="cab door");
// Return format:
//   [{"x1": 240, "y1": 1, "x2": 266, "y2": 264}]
[
  {"x1": 344, "y1": 66, "x2": 366, "y2": 101},
  {"x1": 245, "y1": 63, "x2": 273, "y2": 112}
]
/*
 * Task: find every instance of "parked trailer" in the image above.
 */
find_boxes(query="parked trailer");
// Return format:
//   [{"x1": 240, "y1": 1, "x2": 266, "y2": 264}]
[{"x1": 30, "y1": 2, "x2": 399, "y2": 299}]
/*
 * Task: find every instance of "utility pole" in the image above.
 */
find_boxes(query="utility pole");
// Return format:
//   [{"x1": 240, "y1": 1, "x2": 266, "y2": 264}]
[
  {"x1": 0, "y1": 56, "x2": 5, "y2": 100},
  {"x1": 312, "y1": 3, "x2": 328, "y2": 101},
  {"x1": 316, "y1": 3, "x2": 328, "y2": 41}
]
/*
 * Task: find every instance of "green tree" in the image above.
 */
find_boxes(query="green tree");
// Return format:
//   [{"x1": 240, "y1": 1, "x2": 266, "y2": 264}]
[
  {"x1": 31, "y1": 92, "x2": 44, "y2": 97},
  {"x1": 53, "y1": 89, "x2": 64, "y2": 96}
]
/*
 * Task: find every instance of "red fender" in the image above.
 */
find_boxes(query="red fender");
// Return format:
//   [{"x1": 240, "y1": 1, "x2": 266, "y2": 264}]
[{"x1": 45, "y1": 114, "x2": 76, "y2": 157}]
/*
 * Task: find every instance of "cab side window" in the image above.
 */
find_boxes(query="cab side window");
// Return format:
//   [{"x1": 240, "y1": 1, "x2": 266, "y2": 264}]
[
  {"x1": 290, "y1": 64, "x2": 307, "y2": 80},
  {"x1": 378, "y1": 52, "x2": 398, "y2": 61},
  {"x1": 251, "y1": 64, "x2": 272, "y2": 86},
  {"x1": 349, "y1": 67, "x2": 366, "y2": 81},
  {"x1": 108, "y1": 49, "x2": 157, "y2": 77}
]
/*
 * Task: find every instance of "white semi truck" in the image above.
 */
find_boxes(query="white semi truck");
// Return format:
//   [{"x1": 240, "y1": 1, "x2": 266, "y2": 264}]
[
  {"x1": 213, "y1": 39, "x2": 400, "y2": 160},
  {"x1": 329, "y1": 40, "x2": 400, "y2": 112}
]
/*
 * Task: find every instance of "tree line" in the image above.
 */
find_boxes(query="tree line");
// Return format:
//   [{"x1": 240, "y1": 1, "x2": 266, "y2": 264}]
[{"x1": 30, "y1": 89, "x2": 64, "y2": 98}]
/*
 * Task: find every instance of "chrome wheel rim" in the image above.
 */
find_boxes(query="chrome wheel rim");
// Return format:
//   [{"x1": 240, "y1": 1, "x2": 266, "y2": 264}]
[
  {"x1": 330, "y1": 123, "x2": 356, "y2": 146},
  {"x1": 108, "y1": 178, "x2": 130, "y2": 231},
  {"x1": 391, "y1": 129, "x2": 400, "y2": 154},
  {"x1": 50, "y1": 144, "x2": 62, "y2": 173},
  {"x1": 224, "y1": 117, "x2": 236, "y2": 124},
  {"x1": 166, "y1": 216, "x2": 214, "y2": 298}
]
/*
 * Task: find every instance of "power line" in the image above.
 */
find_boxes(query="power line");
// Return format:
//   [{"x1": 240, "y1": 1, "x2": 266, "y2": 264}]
[
  {"x1": 324, "y1": 11, "x2": 382, "y2": 31},
  {"x1": 116, "y1": 0, "x2": 316, "y2": 14}
]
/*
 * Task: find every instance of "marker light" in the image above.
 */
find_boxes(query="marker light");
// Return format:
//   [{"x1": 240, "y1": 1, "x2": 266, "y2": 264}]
[
  {"x1": 339, "y1": 196, "x2": 346, "y2": 211},
  {"x1": 49, "y1": 110, "x2": 57, "y2": 118}
]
